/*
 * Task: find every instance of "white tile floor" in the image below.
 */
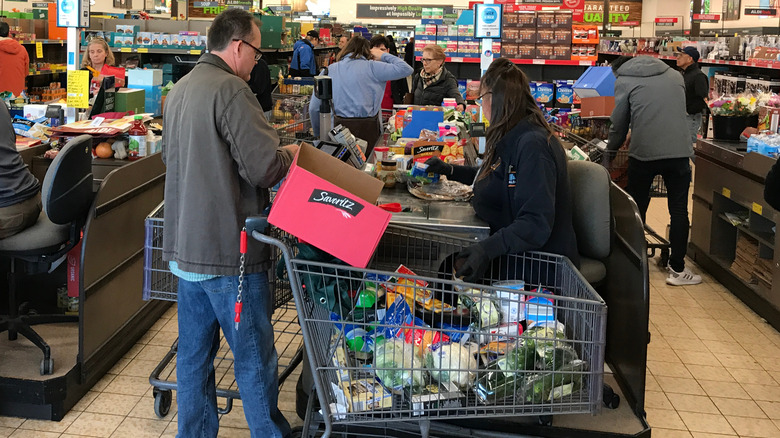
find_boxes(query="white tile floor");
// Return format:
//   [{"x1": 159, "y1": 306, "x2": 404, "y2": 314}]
[{"x1": 2, "y1": 194, "x2": 780, "y2": 437}]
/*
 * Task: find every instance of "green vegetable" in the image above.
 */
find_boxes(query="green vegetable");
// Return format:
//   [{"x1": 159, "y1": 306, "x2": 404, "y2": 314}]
[
  {"x1": 522, "y1": 360, "x2": 588, "y2": 404},
  {"x1": 521, "y1": 325, "x2": 578, "y2": 371}
]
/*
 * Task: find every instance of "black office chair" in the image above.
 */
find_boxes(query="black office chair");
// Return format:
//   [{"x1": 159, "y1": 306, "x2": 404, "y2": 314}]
[{"x1": 0, "y1": 135, "x2": 94, "y2": 375}]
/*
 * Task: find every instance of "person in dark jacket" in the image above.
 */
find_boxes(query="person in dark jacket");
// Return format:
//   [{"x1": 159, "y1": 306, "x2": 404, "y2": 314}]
[
  {"x1": 676, "y1": 46, "x2": 709, "y2": 144},
  {"x1": 248, "y1": 57, "x2": 273, "y2": 113},
  {"x1": 404, "y1": 37, "x2": 415, "y2": 68},
  {"x1": 608, "y1": 55, "x2": 701, "y2": 286},
  {"x1": 0, "y1": 101, "x2": 40, "y2": 239},
  {"x1": 765, "y1": 160, "x2": 780, "y2": 211},
  {"x1": 289, "y1": 30, "x2": 318, "y2": 77},
  {"x1": 412, "y1": 44, "x2": 465, "y2": 110},
  {"x1": 424, "y1": 58, "x2": 579, "y2": 283}
]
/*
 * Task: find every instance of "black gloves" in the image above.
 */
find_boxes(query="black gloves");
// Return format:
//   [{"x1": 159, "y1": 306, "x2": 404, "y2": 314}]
[
  {"x1": 424, "y1": 157, "x2": 453, "y2": 176},
  {"x1": 454, "y1": 244, "x2": 491, "y2": 283}
]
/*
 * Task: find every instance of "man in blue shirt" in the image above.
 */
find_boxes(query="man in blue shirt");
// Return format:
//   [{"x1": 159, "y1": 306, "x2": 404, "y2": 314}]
[{"x1": 290, "y1": 30, "x2": 318, "y2": 77}]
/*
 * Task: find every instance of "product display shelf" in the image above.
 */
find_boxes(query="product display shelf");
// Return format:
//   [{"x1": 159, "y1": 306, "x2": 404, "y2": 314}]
[
  {"x1": 19, "y1": 40, "x2": 67, "y2": 45},
  {"x1": 27, "y1": 70, "x2": 67, "y2": 77},
  {"x1": 601, "y1": 50, "x2": 780, "y2": 70},
  {"x1": 418, "y1": 56, "x2": 595, "y2": 66}
]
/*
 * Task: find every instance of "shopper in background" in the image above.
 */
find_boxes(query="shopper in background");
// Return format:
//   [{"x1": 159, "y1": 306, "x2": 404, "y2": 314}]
[
  {"x1": 608, "y1": 55, "x2": 702, "y2": 286},
  {"x1": 248, "y1": 57, "x2": 273, "y2": 118},
  {"x1": 0, "y1": 21, "x2": 29, "y2": 96},
  {"x1": 162, "y1": 9, "x2": 297, "y2": 438},
  {"x1": 309, "y1": 35, "x2": 412, "y2": 155},
  {"x1": 676, "y1": 46, "x2": 709, "y2": 145},
  {"x1": 370, "y1": 35, "x2": 408, "y2": 110},
  {"x1": 0, "y1": 102, "x2": 41, "y2": 239},
  {"x1": 424, "y1": 58, "x2": 579, "y2": 282},
  {"x1": 410, "y1": 44, "x2": 465, "y2": 111},
  {"x1": 385, "y1": 35, "x2": 409, "y2": 104},
  {"x1": 289, "y1": 30, "x2": 319, "y2": 77},
  {"x1": 338, "y1": 35, "x2": 348, "y2": 50},
  {"x1": 404, "y1": 37, "x2": 416, "y2": 68}
]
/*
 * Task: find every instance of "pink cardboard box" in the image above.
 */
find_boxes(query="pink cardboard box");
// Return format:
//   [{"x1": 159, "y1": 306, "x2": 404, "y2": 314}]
[{"x1": 268, "y1": 144, "x2": 391, "y2": 268}]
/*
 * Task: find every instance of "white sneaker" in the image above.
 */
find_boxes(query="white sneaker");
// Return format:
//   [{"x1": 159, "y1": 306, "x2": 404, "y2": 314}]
[{"x1": 666, "y1": 267, "x2": 702, "y2": 286}]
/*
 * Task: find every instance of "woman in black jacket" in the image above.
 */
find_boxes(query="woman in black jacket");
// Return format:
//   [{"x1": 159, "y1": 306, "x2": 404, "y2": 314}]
[
  {"x1": 425, "y1": 58, "x2": 579, "y2": 283},
  {"x1": 412, "y1": 44, "x2": 465, "y2": 110}
]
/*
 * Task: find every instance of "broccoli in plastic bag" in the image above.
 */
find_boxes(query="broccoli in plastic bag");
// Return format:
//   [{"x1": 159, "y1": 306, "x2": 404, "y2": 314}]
[
  {"x1": 373, "y1": 338, "x2": 426, "y2": 393},
  {"x1": 460, "y1": 290, "x2": 501, "y2": 329},
  {"x1": 522, "y1": 360, "x2": 588, "y2": 404},
  {"x1": 425, "y1": 342, "x2": 477, "y2": 389},
  {"x1": 521, "y1": 325, "x2": 578, "y2": 371}
]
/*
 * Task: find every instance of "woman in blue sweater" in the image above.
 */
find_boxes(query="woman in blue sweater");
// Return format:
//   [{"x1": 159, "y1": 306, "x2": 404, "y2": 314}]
[
  {"x1": 426, "y1": 58, "x2": 579, "y2": 283},
  {"x1": 309, "y1": 35, "x2": 412, "y2": 155}
]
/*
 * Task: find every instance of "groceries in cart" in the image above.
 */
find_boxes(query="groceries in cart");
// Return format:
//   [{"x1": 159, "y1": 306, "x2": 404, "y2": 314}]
[{"x1": 311, "y1": 263, "x2": 589, "y2": 416}]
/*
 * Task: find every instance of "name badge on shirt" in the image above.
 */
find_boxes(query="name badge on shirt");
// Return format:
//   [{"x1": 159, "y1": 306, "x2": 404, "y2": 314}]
[{"x1": 508, "y1": 165, "x2": 516, "y2": 188}]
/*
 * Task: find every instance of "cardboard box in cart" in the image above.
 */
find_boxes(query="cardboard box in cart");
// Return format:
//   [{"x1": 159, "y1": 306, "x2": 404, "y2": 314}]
[{"x1": 268, "y1": 144, "x2": 391, "y2": 268}]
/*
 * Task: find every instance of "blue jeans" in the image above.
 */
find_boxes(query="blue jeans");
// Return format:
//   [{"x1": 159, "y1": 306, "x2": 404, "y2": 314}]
[
  {"x1": 176, "y1": 272, "x2": 290, "y2": 438},
  {"x1": 686, "y1": 113, "x2": 702, "y2": 145}
]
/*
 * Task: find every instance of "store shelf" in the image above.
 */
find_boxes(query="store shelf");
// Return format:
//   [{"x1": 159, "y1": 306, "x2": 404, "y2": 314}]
[
  {"x1": 601, "y1": 50, "x2": 780, "y2": 70},
  {"x1": 19, "y1": 39, "x2": 67, "y2": 45},
  {"x1": 27, "y1": 70, "x2": 67, "y2": 77},
  {"x1": 717, "y1": 213, "x2": 775, "y2": 248},
  {"x1": 422, "y1": 57, "x2": 594, "y2": 66}
]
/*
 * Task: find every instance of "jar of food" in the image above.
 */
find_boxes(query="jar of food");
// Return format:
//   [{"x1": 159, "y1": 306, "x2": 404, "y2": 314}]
[
  {"x1": 378, "y1": 160, "x2": 397, "y2": 188},
  {"x1": 374, "y1": 146, "x2": 389, "y2": 163}
]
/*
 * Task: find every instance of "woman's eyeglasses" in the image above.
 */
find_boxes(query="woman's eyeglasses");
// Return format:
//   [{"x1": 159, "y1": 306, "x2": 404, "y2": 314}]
[
  {"x1": 478, "y1": 91, "x2": 492, "y2": 100},
  {"x1": 421, "y1": 58, "x2": 437, "y2": 63},
  {"x1": 234, "y1": 39, "x2": 263, "y2": 61}
]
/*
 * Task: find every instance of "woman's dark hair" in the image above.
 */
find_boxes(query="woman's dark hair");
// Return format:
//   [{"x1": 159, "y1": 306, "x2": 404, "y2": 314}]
[
  {"x1": 610, "y1": 55, "x2": 632, "y2": 74},
  {"x1": 207, "y1": 9, "x2": 261, "y2": 52},
  {"x1": 387, "y1": 36, "x2": 398, "y2": 56},
  {"x1": 337, "y1": 35, "x2": 371, "y2": 62},
  {"x1": 369, "y1": 35, "x2": 389, "y2": 49},
  {"x1": 478, "y1": 58, "x2": 554, "y2": 181},
  {"x1": 0, "y1": 22, "x2": 9, "y2": 38}
]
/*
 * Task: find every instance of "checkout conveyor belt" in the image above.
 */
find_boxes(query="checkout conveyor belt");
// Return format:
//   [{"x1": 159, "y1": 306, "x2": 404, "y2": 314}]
[{"x1": 377, "y1": 184, "x2": 490, "y2": 240}]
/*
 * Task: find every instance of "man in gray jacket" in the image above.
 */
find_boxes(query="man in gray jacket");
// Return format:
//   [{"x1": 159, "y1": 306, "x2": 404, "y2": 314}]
[
  {"x1": 608, "y1": 55, "x2": 702, "y2": 286},
  {"x1": 162, "y1": 9, "x2": 298, "y2": 437}
]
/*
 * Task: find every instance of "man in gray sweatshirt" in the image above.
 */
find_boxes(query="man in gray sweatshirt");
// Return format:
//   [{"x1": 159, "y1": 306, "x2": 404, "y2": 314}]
[
  {"x1": 608, "y1": 55, "x2": 702, "y2": 286},
  {"x1": 0, "y1": 102, "x2": 40, "y2": 239}
]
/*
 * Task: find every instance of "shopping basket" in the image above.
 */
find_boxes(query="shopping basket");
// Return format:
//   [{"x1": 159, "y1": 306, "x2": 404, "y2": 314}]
[
  {"x1": 248, "y1": 219, "x2": 608, "y2": 438},
  {"x1": 141, "y1": 203, "x2": 304, "y2": 418}
]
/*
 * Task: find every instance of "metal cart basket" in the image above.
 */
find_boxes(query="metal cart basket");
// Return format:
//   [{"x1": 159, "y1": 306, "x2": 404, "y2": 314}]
[
  {"x1": 249, "y1": 221, "x2": 608, "y2": 438},
  {"x1": 142, "y1": 202, "x2": 303, "y2": 418}
]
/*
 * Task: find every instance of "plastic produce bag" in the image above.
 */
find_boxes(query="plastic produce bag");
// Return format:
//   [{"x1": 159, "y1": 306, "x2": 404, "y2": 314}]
[
  {"x1": 522, "y1": 325, "x2": 578, "y2": 371},
  {"x1": 373, "y1": 338, "x2": 426, "y2": 393},
  {"x1": 425, "y1": 342, "x2": 477, "y2": 388},
  {"x1": 522, "y1": 360, "x2": 588, "y2": 404},
  {"x1": 461, "y1": 291, "x2": 502, "y2": 329}
]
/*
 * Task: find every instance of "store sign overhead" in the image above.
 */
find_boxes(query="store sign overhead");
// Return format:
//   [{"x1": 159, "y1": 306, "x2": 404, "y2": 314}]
[
  {"x1": 744, "y1": 8, "x2": 777, "y2": 16},
  {"x1": 692, "y1": 13, "x2": 720, "y2": 23},
  {"x1": 356, "y1": 4, "x2": 454, "y2": 19},
  {"x1": 580, "y1": 0, "x2": 641, "y2": 24},
  {"x1": 654, "y1": 17, "x2": 678, "y2": 26}
]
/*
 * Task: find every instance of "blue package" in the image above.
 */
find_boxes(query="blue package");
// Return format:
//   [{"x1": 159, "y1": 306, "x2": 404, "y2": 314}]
[
  {"x1": 555, "y1": 80, "x2": 574, "y2": 105},
  {"x1": 438, "y1": 321, "x2": 470, "y2": 343},
  {"x1": 374, "y1": 294, "x2": 413, "y2": 339},
  {"x1": 535, "y1": 82, "x2": 555, "y2": 104},
  {"x1": 365, "y1": 273, "x2": 392, "y2": 283},
  {"x1": 529, "y1": 82, "x2": 538, "y2": 101},
  {"x1": 458, "y1": 79, "x2": 467, "y2": 100},
  {"x1": 410, "y1": 161, "x2": 440, "y2": 183}
]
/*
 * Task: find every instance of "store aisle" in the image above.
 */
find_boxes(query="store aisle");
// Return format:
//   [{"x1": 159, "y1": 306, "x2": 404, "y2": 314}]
[{"x1": 2, "y1": 199, "x2": 780, "y2": 437}]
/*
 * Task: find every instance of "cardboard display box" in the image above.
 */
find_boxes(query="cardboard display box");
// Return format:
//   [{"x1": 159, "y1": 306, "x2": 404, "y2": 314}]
[
  {"x1": 580, "y1": 96, "x2": 615, "y2": 118},
  {"x1": 268, "y1": 144, "x2": 391, "y2": 268}
]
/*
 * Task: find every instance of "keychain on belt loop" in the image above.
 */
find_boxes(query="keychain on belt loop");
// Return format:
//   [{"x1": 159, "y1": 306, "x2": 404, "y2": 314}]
[{"x1": 235, "y1": 227, "x2": 248, "y2": 330}]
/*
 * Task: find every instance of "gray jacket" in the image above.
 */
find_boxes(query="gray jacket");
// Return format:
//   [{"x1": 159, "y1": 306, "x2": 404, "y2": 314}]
[
  {"x1": 162, "y1": 53, "x2": 294, "y2": 276},
  {"x1": 607, "y1": 56, "x2": 693, "y2": 161},
  {"x1": 0, "y1": 102, "x2": 39, "y2": 208}
]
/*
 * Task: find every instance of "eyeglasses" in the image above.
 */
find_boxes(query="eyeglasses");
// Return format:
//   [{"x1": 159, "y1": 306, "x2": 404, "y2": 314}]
[
  {"x1": 421, "y1": 58, "x2": 438, "y2": 63},
  {"x1": 233, "y1": 39, "x2": 262, "y2": 61},
  {"x1": 478, "y1": 91, "x2": 492, "y2": 100}
]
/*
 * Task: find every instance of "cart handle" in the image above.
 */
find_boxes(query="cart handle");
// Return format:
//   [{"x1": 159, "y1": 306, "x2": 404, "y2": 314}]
[{"x1": 245, "y1": 215, "x2": 270, "y2": 236}]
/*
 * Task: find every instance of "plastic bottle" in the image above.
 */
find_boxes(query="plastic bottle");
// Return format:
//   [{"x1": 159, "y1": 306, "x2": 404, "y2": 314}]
[{"x1": 128, "y1": 115, "x2": 147, "y2": 161}]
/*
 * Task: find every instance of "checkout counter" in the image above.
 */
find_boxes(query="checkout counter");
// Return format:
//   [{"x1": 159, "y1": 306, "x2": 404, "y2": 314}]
[
  {"x1": 689, "y1": 138, "x2": 780, "y2": 330},
  {"x1": 0, "y1": 152, "x2": 167, "y2": 420}
]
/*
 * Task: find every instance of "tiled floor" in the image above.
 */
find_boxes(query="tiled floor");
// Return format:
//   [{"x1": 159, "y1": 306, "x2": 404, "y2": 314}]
[{"x1": 2, "y1": 193, "x2": 780, "y2": 437}]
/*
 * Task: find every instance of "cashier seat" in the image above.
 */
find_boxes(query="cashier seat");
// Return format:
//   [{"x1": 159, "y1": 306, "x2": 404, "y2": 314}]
[
  {"x1": 0, "y1": 135, "x2": 94, "y2": 375},
  {"x1": 568, "y1": 160, "x2": 612, "y2": 286}
]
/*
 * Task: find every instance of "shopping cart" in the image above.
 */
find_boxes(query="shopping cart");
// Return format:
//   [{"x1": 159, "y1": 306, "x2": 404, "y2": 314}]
[
  {"x1": 141, "y1": 203, "x2": 304, "y2": 418},
  {"x1": 247, "y1": 220, "x2": 609, "y2": 438},
  {"x1": 277, "y1": 119, "x2": 317, "y2": 145},
  {"x1": 554, "y1": 125, "x2": 671, "y2": 267}
]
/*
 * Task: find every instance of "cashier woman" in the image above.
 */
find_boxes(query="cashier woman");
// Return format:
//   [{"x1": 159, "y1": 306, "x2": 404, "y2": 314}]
[{"x1": 425, "y1": 58, "x2": 579, "y2": 282}]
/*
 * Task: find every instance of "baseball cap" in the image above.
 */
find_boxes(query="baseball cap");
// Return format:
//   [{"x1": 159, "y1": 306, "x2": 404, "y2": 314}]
[
  {"x1": 676, "y1": 46, "x2": 700, "y2": 62},
  {"x1": 307, "y1": 30, "x2": 319, "y2": 40}
]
